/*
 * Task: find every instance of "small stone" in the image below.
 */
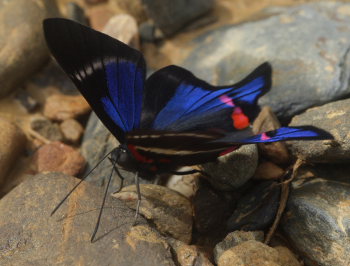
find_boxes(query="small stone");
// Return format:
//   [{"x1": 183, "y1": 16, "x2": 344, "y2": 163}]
[
  {"x1": 43, "y1": 94, "x2": 90, "y2": 121},
  {"x1": 253, "y1": 107, "x2": 290, "y2": 164},
  {"x1": 31, "y1": 117, "x2": 63, "y2": 142},
  {"x1": 226, "y1": 181, "x2": 280, "y2": 232},
  {"x1": 113, "y1": 184, "x2": 193, "y2": 243},
  {"x1": 0, "y1": 0, "x2": 59, "y2": 98},
  {"x1": 139, "y1": 22, "x2": 164, "y2": 42},
  {"x1": 142, "y1": 0, "x2": 214, "y2": 36},
  {"x1": 200, "y1": 144, "x2": 258, "y2": 191},
  {"x1": 15, "y1": 89, "x2": 38, "y2": 113},
  {"x1": 166, "y1": 167, "x2": 199, "y2": 198},
  {"x1": 253, "y1": 161, "x2": 285, "y2": 180},
  {"x1": 214, "y1": 231, "x2": 264, "y2": 263},
  {"x1": 31, "y1": 141, "x2": 86, "y2": 176},
  {"x1": 217, "y1": 240, "x2": 301, "y2": 266},
  {"x1": 0, "y1": 173, "x2": 176, "y2": 265},
  {"x1": 85, "y1": 0, "x2": 107, "y2": 5},
  {"x1": 103, "y1": 14, "x2": 140, "y2": 49},
  {"x1": 66, "y1": 2, "x2": 88, "y2": 25},
  {"x1": 109, "y1": 0, "x2": 148, "y2": 23},
  {"x1": 289, "y1": 98, "x2": 350, "y2": 163},
  {"x1": 282, "y1": 177, "x2": 350, "y2": 266},
  {"x1": 89, "y1": 5, "x2": 114, "y2": 31},
  {"x1": 0, "y1": 118, "x2": 26, "y2": 184},
  {"x1": 60, "y1": 119, "x2": 84, "y2": 144}
]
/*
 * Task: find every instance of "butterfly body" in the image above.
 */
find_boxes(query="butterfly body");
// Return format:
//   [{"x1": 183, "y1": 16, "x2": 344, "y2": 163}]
[{"x1": 43, "y1": 18, "x2": 333, "y2": 181}]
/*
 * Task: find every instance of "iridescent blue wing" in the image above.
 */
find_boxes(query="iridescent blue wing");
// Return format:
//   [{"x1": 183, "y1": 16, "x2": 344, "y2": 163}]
[
  {"x1": 43, "y1": 18, "x2": 145, "y2": 143},
  {"x1": 141, "y1": 63, "x2": 271, "y2": 132}
]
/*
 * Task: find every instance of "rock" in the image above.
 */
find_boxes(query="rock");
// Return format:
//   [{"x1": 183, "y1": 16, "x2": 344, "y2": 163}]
[
  {"x1": 139, "y1": 22, "x2": 164, "y2": 42},
  {"x1": 31, "y1": 117, "x2": 63, "y2": 142},
  {"x1": 282, "y1": 177, "x2": 350, "y2": 266},
  {"x1": 253, "y1": 107, "x2": 290, "y2": 165},
  {"x1": 85, "y1": 0, "x2": 107, "y2": 5},
  {"x1": 253, "y1": 161, "x2": 285, "y2": 180},
  {"x1": 109, "y1": 0, "x2": 148, "y2": 23},
  {"x1": 183, "y1": 2, "x2": 350, "y2": 121},
  {"x1": 0, "y1": 0, "x2": 60, "y2": 98},
  {"x1": 31, "y1": 141, "x2": 86, "y2": 176},
  {"x1": 226, "y1": 181, "x2": 280, "y2": 232},
  {"x1": 89, "y1": 4, "x2": 114, "y2": 31},
  {"x1": 43, "y1": 93, "x2": 90, "y2": 121},
  {"x1": 193, "y1": 179, "x2": 231, "y2": 234},
  {"x1": 113, "y1": 184, "x2": 193, "y2": 244},
  {"x1": 66, "y1": 2, "x2": 88, "y2": 25},
  {"x1": 103, "y1": 14, "x2": 140, "y2": 49},
  {"x1": 60, "y1": 119, "x2": 84, "y2": 144},
  {"x1": 214, "y1": 230, "x2": 264, "y2": 263},
  {"x1": 274, "y1": 246, "x2": 302, "y2": 266},
  {"x1": 15, "y1": 88, "x2": 38, "y2": 113},
  {"x1": 168, "y1": 238, "x2": 213, "y2": 266},
  {"x1": 166, "y1": 169, "x2": 199, "y2": 198},
  {"x1": 142, "y1": 0, "x2": 214, "y2": 36},
  {"x1": 200, "y1": 144, "x2": 258, "y2": 191},
  {"x1": 217, "y1": 240, "x2": 301, "y2": 266},
  {"x1": 0, "y1": 118, "x2": 26, "y2": 185},
  {"x1": 0, "y1": 173, "x2": 176, "y2": 265},
  {"x1": 288, "y1": 98, "x2": 350, "y2": 163}
]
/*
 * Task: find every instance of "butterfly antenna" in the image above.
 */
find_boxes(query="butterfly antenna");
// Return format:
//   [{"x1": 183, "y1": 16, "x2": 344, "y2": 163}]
[
  {"x1": 91, "y1": 157, "x2": 116, "y2": 243},
  {"x1": 51, "y1": 150, "x2": 114, "y2": 216},
  {"x1": 133, "y1": 172, "x2": 141, "y2": 225}
]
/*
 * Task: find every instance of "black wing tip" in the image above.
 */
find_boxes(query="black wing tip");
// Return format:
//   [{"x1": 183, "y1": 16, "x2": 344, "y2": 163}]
[{"x1": 291, "y1": 125, "x2": 334, "y2": 140}]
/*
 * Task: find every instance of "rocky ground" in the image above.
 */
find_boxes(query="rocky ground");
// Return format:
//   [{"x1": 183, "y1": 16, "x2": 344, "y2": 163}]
[{"x1": 0, "y1": 0, "x2": 350, "y2": 265}]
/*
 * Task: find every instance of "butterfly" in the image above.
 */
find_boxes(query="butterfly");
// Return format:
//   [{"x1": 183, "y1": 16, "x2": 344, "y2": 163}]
[{"x1": 43, "y1": 18, "x2": 332, "y2": 241}]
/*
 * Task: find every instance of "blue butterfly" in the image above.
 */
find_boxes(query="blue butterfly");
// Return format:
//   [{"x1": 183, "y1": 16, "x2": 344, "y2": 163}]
[{"x1": 43, "y1": 18, "x2": 332, "y2": 241}]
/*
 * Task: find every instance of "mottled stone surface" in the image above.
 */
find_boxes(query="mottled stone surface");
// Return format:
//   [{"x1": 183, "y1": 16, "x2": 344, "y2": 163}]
[
  {"x1": 60, "y1": 118, "x2": 84, "y2": 144},
  {"x1": 113, "y1": 184, "x2": 193, "y2": 244},
  {"x1": 282, "y1": 177, "x2": 350, "y2": 266},
  {"x1": 183, "y1": 2, "x2": 350, "y2": 121},
  {"x1": 0, "y1": 118, "x2": 26, "y2": 185},
  {"x1": 0, "y1": 0, "x2": 59, "y2": 97},
  {"x1": 200, "y1": 144, "x2": 258, "y2": 191},
  {"x1": 31, "y1": 117, "x2": 63, "y2": 142},
  {"x1": 0, "y1": 173, "x2": 176, "y2": 266},
  {"x1": 289, "y1": 98, "x2": 350, "y2": 163}
]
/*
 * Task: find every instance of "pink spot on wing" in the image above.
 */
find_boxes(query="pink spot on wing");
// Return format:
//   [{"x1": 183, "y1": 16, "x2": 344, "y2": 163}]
[
  {"x1": 219, "y1": 95, "x2": 235, "y2": 107},
  {"x1": 261, "y1": 132, "x2": 271, "y2": 140}
]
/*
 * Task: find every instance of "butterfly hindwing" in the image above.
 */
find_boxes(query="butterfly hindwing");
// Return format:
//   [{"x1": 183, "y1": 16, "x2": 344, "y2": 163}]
[
  {"x1": 141, "y1": 63, "x2": 271, "y2": 132},
  {"x1": 43, "y1": 18, "x2": 146, "y2": 142}
]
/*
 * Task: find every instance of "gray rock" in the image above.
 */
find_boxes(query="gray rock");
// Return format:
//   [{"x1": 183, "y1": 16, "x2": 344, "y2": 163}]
[
  {"x1": 182, "y1": 2, "x2": 350, "y2": 121},
  {"x1": 0, "y1": 173, "x2": 176, "y2": 266},
  {"x1": 200, "y1": 144, "x2": 258, "y2": 191},
  {"x1": 214, "y1": 230, "x2": 264, "y2": 263},
  {"x1": 30, "y1": 117, "x2": 63, "y2": 142},
  {"x1": 0, "y1": 0, "x2": 60, "y2": 98},
  {"x1": 143, "y1": 0, "x2": 214, "y2": 36},
  {"x1": 289, "y1": 98, "x2": 350, "y2": 163},
  {"x1": 282, "y1": 177, "x2": 350, "y2": 266}
]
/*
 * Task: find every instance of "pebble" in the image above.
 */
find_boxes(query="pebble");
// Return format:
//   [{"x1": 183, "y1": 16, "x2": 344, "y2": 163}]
[
  {"x1": 289, "y1": 98, "x2": 350, "y2": 163},
  {"x1": 183, "y1": 2, "x2": 350, "y2": 121},
  {"x1": 142, "y1": 0, "x2": 214, "y2": 36},
  {"x1": 0, "y1": 118, "x2": 26, "y2": 185},
  {"x1": 59, "y1": 118, "x2": 84, "y2": 144},
  {"x1": 88, "y1": 5, "x2": 114, "y2": 31},
  {"x1": 0, "y1": 0, "x2": 59, "y2": 98},
  {"x1": 226, "y1": 181, "x2": 280, "y2": 232},
  {"x1": 103, "y1": 14, "x2": 140, "y2": 49},
  {"x1": 43, "y1": 94, "x2": 90, "y2": 121},
  {"x1": 113, "y1": 184, "x2": 193, "y2": 244},
  {"x1": 282, "y1": 176, "x2": 350, "y2": 266},
  {"x1": 109, "y1": 0, "x2": 148, "y2": 23},
  {"x1": 31, "y1": 141, "x2": 86, "y2": 176},
  {"x1": 217, "y1": 240, "x2": 301, "y2": 266},
  {"x1": 15, "y1": 89, "x2": 38, "y2": 113},
  {"x1": 30, "y1": 117, "x2": 63, "y2": 142},
  {"x1": 200, "y1": 144, "x2": 258, "y2": 191},
  {"x1": 0, "y1": 173, "x2": 176, "y2": 265}
]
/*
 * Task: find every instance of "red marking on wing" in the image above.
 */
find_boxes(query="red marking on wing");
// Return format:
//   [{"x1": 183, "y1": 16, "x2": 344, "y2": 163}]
[
  {"x1": 231, "y1": 107, "x2": 250, "y2": 129},
  {"x1": 128, "y1": 144, "x2": 154, "y2": 163},
  {"x1": 219, "y1": 146, "x2": 239, "y2": 156},
  {"x1": 261, "y1": 132, "x2": 271, "y2": 140}
]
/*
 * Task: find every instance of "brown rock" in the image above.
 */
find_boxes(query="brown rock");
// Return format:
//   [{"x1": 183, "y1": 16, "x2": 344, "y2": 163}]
[
  {"x1": 0, "y1": 173, "x2": 176, "y2": 265},
  {"x1": 0, "y1": 118, "x2": 26, "y2": 184},
  {"x1": 31, "y1": 117, "x2": 63, "y2": 142},
  {"x1": 109, "y1": 0, "x2": 148, "y2": 23},
  {"x1": 274, "y1": 246, "x2": 301, "y2": 266},
  {"x1": 32, "y1": 141, "x2": 85, "y2": 176},
  {"x1": 103, "y1": 14, "x2": 140, "y2": 49},
  {"x1": 253, "y1": 161, "x2": 285, "y2": 180},
  {"x1": 85, "y1": 0, "x2": 107, "y2": 5},
  {"x1": 253, "y1": 107, "x2": 290, "y2": 165},
  {"x1": 88, "y1": 5, "x2": 114, "y2": 31},
  {"x1": 43, "y1": 94, "x2": 90, "y2": 121},
  {"x1": 113, "y1": 184, "x2": 193, "y2": 243},
  {"x1": 60, "y1": 119, "x2": 84, "y2": 144}
]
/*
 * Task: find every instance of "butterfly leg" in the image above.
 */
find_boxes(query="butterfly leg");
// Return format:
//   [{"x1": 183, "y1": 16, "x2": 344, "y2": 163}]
[
  {"x1": 90, "y1": 159, "x2": 116, "y2": 242},
  {"x1": 108, "y1": 157, "x2": 125, "y2": 194},
  {"x1": 133, "y1": 171, "x2": 141, "y2": 226}
]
